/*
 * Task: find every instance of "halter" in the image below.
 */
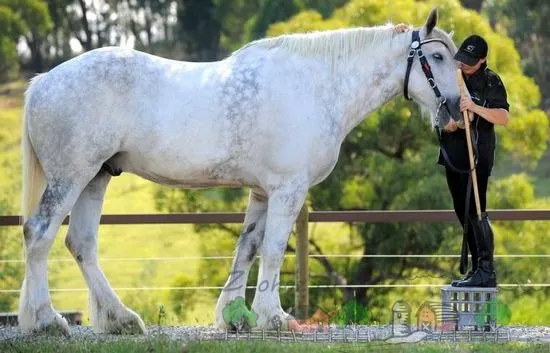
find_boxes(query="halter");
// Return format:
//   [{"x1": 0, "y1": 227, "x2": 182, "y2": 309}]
[{"x1": 403, "y1": 30, "x2": 452, "y2": 124}]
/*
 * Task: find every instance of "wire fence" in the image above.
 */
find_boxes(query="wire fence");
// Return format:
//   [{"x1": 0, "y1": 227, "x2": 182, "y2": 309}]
[
  {"x1": 1, "y1": 210, "x2": 549, "y2": 297},
  {"x1": 1, "y1": 284, "x2": 549, "y2": 294},
  {"x1": 2, "y1": 253, "x2": 550, "y2": 264}
]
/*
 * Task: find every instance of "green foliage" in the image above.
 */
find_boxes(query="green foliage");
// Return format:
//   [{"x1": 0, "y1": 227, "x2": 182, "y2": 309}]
[
  {"x1": 246, "y1": 0, "x2": 304, "y2": 41},
  {"x1": 0, "y1": 36, "x2": 19, "y2": 82},
  {"x1": 484, "y1": 0, "x2": 550, "y2": 110},
  {"x1": 269, "y1": 0, "x2": 549, "y2": 167},
  {"x1": 0, "y1": 0, "x2": 52, "y2": 78},
  {"x1": 0, "y1": 4, "x2": 24, "y2": 81},
  {"x1": 150, "y1": 0, "x2": 550, "y2": 323},
  {"x1": 176, "y1": 0, "x2": 222, "y2": 60},
  {"x1": 266, "y1": 0, "x2": 549, "y2": 310},
  {"x1": 333, "y1": 298, "x2": 370, "y2": 325},
  {"x1": 169, "y1": 273, "x2": 199, "y2": 321},
  {"x1": 488, "y1": 174, "x2": 535, "y2": 209}
]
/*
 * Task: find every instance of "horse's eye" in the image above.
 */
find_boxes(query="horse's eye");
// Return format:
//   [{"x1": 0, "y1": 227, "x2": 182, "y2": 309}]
[{"x1": 433, "y1": 53, "x2": 443, "y2": 61}]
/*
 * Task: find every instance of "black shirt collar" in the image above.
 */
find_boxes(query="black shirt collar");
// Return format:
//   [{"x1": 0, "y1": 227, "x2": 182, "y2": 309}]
[{"x1": 464, "y1": 63, "x2": 488, "y2": 92}]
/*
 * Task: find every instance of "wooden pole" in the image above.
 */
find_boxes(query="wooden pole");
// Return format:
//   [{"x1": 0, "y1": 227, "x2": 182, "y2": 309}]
[
  {"x1": 456, "y1": 69, "x2": 482, "y2": 220},
  {"x1": 295, "y1": 202, "x2": 309, "y2": 320}
]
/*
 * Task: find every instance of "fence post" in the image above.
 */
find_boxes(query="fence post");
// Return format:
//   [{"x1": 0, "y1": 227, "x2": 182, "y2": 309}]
[{"x1": 295, "y1": 201, "x2": 309, "y2": 320}]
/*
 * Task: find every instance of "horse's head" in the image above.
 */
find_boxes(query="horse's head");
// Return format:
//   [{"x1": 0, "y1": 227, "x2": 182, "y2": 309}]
[{"x1": 402, "y1": 8, "x2": 462, "y2": 131}]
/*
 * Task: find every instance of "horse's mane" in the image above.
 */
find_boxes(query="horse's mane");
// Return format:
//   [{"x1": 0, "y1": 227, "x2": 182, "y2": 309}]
[
  {"x1": 233, "y1": 24, "x2": 398, "y2": 62},
  {"x1": 232, "y1": 25, "x2": 456, "y2": 65}
]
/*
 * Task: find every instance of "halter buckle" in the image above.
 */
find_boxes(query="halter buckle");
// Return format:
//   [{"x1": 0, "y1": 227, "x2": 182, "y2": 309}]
[
  {"x1": 428, "y1": 77, "x2": 436, "y2": 88},
  {"x1": 411, "y1": 41, "x2": 420, "y2": 49}
]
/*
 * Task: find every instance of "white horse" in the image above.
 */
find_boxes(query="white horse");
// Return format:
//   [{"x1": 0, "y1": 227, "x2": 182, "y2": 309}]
[{"x1": 19, "y1": 8, "x2": 460, "y2": 335}]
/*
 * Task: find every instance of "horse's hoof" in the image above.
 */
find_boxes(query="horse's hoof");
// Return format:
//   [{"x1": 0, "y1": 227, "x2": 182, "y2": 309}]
[
  {"x1": 97, "y1": 307, "x2": 145, "y2": 335},
  {"x1": 251, "y1": 305, "x2": 295, "y2": 330},
  {"x1": 113, "y1": 316, "x2": 146, "y2": 335},
  {"x1": 25, "y1": 312, "x2": 71, "y2": 337}
]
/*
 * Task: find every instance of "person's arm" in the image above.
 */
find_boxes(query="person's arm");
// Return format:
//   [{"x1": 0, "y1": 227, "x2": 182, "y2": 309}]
[{"x1": 460, "y1": 95, "x2": 509, "y2": 126}]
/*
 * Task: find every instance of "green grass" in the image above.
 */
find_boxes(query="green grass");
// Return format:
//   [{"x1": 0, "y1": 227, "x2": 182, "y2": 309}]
[{"x1": 0, "y1": 340, "x2": 549, "y2": 353}]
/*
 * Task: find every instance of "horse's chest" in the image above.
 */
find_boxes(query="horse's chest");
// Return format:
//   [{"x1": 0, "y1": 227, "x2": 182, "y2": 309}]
[{"x1": 309, "y1": 142, "x2": 341, "y2": 185}]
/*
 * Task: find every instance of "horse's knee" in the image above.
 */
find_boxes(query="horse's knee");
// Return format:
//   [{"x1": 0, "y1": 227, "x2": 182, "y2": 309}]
[
  {"x1": 65, "y1": 232, "x2": 95, "y2": 263},
  {"x1": 23, "y1": 216, "x2": 54, "y2": 257},
  {"x1": 64, "y1": 234, "x2": 80, "y2": 261}
]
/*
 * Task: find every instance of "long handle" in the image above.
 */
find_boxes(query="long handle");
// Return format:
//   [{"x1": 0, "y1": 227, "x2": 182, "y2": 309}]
[{"x1": 456, "y1": 69, "x2": 481, "y2": 220}]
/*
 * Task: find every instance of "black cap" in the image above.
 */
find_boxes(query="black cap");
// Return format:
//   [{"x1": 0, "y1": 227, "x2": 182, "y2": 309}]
[{"x1": 454, "y1": 35, "x2": 488, "y2": 66}]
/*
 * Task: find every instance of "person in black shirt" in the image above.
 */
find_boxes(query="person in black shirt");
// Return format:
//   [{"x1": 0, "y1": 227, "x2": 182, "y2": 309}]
[
  {"x1": 439, "y1": 35, "x2": 509, "y2": 287},
  {"x1": 393, "y1": 25, "x2": 510, "y2": 287}
]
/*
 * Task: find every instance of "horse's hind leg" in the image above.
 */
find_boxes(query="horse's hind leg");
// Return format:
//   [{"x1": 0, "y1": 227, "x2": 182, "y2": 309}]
[
  {"x1": 214, "y1": 188, "x2": 268, "y2": 330},
  {"x1": 64, "y1": 171, "x2": 145, "y2": 334},
  {"x1": 19, "y1": 179, "x2": 90, "y2": 336}
]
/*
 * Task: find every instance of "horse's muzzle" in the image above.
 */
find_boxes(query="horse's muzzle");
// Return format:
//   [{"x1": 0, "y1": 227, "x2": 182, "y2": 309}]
[{"x1": 442, "y1": 119, "x2": 458, "y2": 133}]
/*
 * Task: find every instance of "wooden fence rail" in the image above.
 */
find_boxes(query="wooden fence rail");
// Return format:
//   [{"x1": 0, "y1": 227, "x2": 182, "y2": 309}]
[{"x1": 2, "y1": 209, "x2": 550, "y2": 226}]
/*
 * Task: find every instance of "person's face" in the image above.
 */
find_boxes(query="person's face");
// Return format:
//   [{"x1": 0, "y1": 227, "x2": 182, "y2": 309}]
[{"x1": 458, "y1": 57, "x2": 486, "y2": 75}]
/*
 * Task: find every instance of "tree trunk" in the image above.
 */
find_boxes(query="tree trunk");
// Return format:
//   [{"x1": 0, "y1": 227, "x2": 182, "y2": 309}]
[
  {"x1": 460, "y1": 0, "x2": 484, "y2": 12},
  {"x1": 78, "y1": 0, "x2": 93, "y2": 50},
  {"x1": 353, "y1": 250, "x2": 374, "y2": 307},
  {"x1": 26, "y1": 32, "x2": 44, "y2": 73}
]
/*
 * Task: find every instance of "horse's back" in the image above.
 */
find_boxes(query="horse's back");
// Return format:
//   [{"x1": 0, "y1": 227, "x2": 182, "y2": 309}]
[{"x1": 23, "y1": 45, "x2": 338, "y2": 189}]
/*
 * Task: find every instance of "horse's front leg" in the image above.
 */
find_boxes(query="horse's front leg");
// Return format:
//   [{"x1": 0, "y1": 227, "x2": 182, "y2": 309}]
[
  {"x1": 214, "y1": 188, "x2": 268, "y2": 330},
  {"x1": 251, "y1": 182, "x2": 308, "y2": 330}
]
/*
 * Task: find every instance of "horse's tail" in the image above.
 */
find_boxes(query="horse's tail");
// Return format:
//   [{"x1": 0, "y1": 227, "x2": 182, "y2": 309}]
[{"x1": 21, "y1": 74, "x2": 47, "y2": 224}]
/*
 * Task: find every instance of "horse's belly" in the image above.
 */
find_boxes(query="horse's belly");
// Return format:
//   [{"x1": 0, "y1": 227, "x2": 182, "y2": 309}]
[
  {"x1": 114, "y1": 151, "x2": 254, "y2": 188},
  {"x1": 137, "y1": 173, "x2": 245, "y2": 188}
]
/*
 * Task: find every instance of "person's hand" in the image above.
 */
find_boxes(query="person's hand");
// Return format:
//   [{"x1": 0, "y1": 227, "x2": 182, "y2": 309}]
[
  {"x1": 460, "y1": 95, "x2": 476, "y2": 113},
  {"x1": 443, "y1": 119, "x2": 458, "y2": 133},
  {"x1": 393, "y1": 23, "x2": 410, "y2": 33}
]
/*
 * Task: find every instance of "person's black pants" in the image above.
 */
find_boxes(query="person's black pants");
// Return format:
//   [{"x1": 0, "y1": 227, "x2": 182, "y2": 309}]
[{"x1": 445, "y1": 167, "x2": 490, "y2": 270}]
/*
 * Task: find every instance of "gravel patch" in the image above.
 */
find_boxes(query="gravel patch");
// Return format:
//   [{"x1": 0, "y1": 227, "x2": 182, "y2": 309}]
[{"x1": 1, "y1": 325, "x2": 550, "y2": 344}]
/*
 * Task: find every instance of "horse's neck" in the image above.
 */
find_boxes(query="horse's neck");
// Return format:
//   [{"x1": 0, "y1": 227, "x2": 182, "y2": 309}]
[{"x1": 333, "y1": 41, "x2": 407, "y2": 138}]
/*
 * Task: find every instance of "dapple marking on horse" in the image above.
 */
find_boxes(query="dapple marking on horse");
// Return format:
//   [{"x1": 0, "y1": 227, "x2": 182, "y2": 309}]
[{"x1": 19, "y1": 8, "x2": 460, "y2": 336}]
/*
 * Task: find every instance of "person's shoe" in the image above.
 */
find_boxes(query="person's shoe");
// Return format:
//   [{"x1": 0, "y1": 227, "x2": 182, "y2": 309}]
[
  {"x1": 451, "y1": 270, "x2": 475, "y2": 287},
  {"x1": 456, "y1": 214, "x2": 497, "y2": 287},
  {"x1": 455, "y1": 261, "x2": 497, "y2": 287}
]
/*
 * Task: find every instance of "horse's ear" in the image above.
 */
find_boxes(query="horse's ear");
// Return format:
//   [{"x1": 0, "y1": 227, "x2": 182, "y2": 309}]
[{"x1": 424, "y1": 8, "x2": 438, "y2": 35}]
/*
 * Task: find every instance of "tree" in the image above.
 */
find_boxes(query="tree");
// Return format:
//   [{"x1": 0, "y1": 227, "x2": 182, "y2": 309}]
[
  {"x1": 484, "y1": 0, "x2": 550, "y2": 112},
  {"x1": 0, "y1": 0, "x2": 51, "y2": 79},
  {"x1": 175, "y1": 0, "x2": 223, "y2": 61},
  {"x1": 460, "y1": 0, "x2": 484, "y2": 12},
  {"x1": 266, "y1": 0, "x2": 549, "y2": 312},
  {"x1": 0, "y1": 4, "x2": 25, "y2": 81},
  {"x1": 245, "y1": 0, "x2": 304, "y2": 41},
  {"x1": 9, "y1": 0, "x2": 52, "y2": 73},
  {"x1": 154, "y1": 0, "x2": 549, "y2": 321}
]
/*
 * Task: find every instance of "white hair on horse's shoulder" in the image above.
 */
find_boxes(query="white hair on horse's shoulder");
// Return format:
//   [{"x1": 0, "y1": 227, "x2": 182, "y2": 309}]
[{"x1": 233, "y1": 25, "x2": 399, "y2": 63}]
